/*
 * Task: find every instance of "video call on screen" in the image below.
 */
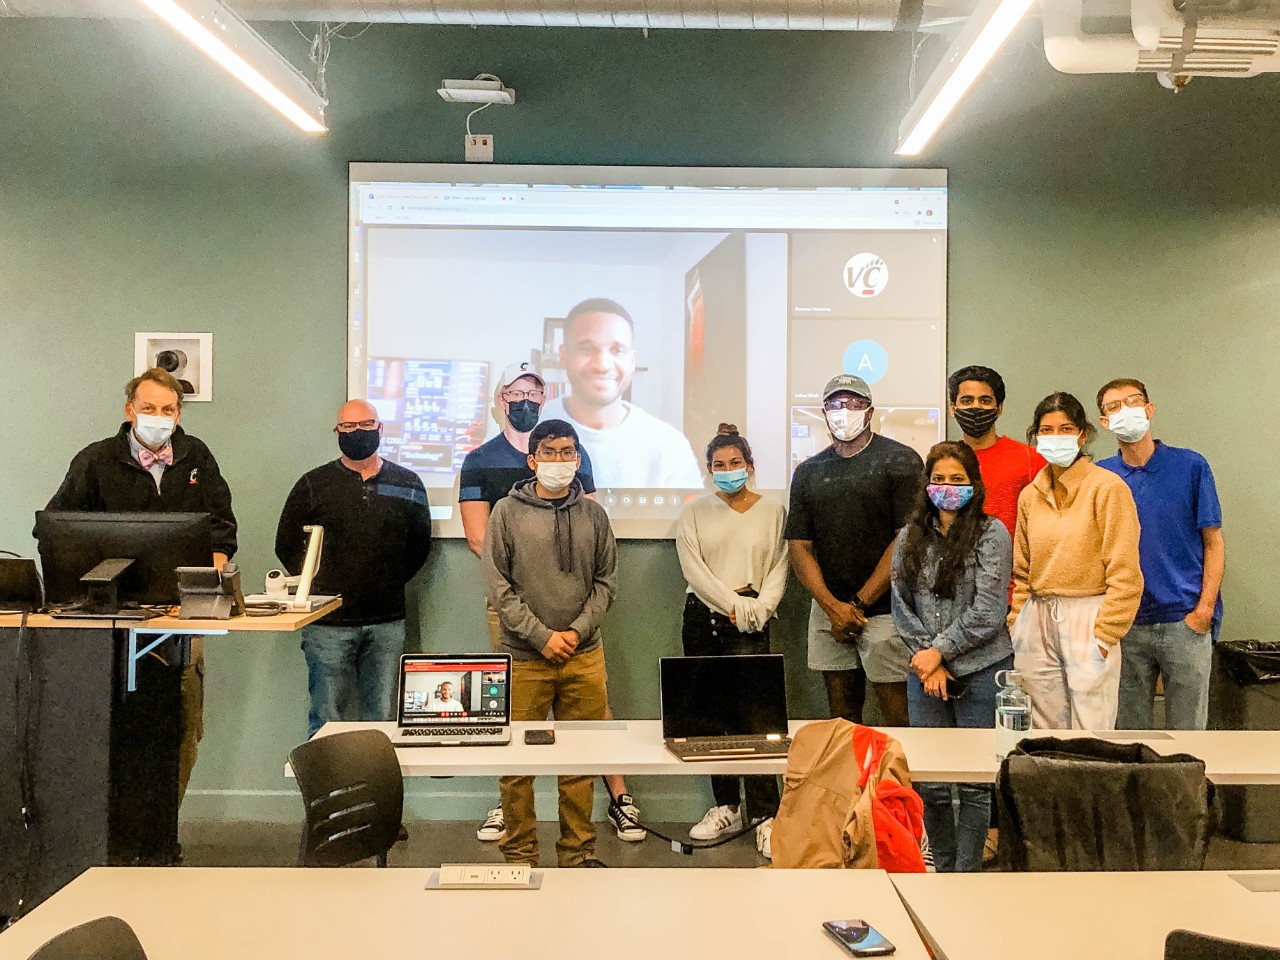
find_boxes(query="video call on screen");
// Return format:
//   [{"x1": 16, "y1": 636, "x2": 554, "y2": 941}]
[
  {"x1": 401, "y1": 662, "x2": 509, "y2": 723},
  {"x1": 348, "y1": 166, "x2": 948, "y2": 538}
]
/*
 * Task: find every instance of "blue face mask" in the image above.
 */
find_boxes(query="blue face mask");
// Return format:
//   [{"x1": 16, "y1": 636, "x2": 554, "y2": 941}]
[{"x1": 712, "y1": 468, "x2": 749, "y2": 494}]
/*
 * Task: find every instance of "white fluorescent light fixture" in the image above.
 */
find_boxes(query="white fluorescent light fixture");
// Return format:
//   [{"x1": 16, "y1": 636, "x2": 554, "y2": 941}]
[
  {"x1": 437, "y1": 78, "x2": 516, "y2": 105},
  {"x1": 136, "y1": 0, "x2": 328, "y2": 133},
  {"x1": 896, "y1": 0, "x2": 1036, "y2": 156}
]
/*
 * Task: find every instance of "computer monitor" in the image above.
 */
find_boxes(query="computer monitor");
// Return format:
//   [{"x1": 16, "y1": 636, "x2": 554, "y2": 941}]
[{"x1": 34, "y1": 511, "x2": 213, "y2": 614}]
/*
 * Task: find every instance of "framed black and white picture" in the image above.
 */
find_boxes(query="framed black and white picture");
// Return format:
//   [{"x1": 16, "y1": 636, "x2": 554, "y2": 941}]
[{"x1": 133, "y1": 332, "x2": 213, "y2": 402}]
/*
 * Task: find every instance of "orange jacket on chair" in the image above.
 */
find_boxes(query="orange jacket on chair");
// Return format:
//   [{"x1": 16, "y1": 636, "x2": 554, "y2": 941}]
[{"x1": 770, "y1": 718, "x2": 925, "y2": 872}]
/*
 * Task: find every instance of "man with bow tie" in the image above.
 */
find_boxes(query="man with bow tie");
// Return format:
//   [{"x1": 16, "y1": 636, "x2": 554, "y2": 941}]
[{"x1": 44, "y1": 367, "x2": 238, "y2": 812}]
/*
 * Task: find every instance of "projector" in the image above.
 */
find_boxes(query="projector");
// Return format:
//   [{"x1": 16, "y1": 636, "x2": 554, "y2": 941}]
[{"x1": 437, "y1": 78, "x2": 516, "y2": 105}]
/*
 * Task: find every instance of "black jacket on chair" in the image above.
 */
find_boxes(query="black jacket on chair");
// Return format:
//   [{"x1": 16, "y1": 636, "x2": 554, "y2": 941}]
[
  {"x1": 42, "y1": 422, "x2": 238, "y2": 558},
  {"x1": 997, "y1": 736, "x2": 1214, "y2": 871}
]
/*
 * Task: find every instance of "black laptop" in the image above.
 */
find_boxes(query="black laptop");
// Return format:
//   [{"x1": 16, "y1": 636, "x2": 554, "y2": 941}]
[{"x1": 660, "y1": 654, "x2": 791, "y2": 761}]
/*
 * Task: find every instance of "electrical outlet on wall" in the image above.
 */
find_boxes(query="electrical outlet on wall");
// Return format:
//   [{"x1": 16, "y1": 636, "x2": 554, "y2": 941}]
[{"x1": 465, "y1": 134, "x2": 494, "y2": 162}]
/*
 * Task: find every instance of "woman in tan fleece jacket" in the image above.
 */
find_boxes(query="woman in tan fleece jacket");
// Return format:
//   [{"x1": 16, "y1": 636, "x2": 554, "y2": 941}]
[{"x1": 1007, "y1": 392, "x2": 1143, "y2": 730}]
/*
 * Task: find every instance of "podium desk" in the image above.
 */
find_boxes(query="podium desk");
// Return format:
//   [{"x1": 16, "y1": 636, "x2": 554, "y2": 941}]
[
  {"x1": 0, "y1": 601, "x2": 341, "y2": 918},
  {"x1": 0, "y1": 866, "x2": 929, "y2": 960}
]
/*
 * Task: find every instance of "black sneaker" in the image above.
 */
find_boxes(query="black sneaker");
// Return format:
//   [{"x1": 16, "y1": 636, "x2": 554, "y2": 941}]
[
  {"x1": 607, "y1": 793, "x2": 647, "y2": 842},
  {"x1": 576, "y1": 858, "x2": 608, "y2": 867}
]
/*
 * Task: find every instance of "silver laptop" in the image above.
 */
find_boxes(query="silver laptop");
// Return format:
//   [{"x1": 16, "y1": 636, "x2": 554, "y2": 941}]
[
  {"x1": 660, "y1": 654, "x2": 791, "y2": 761},
  {"x1": 393, "y1": 653, "x2": 512, "y2": 746}
]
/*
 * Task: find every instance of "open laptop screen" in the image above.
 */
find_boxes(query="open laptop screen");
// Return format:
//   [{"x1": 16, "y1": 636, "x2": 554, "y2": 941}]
[
  {"x1": 398, "y1": 655, "x2": 511, "y2": 726},
  {"x1": 660, "y1": 654, "x2": 788, "y2": 739}
]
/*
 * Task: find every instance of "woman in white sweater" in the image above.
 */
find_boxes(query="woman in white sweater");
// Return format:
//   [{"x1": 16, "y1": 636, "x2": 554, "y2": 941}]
[{"x1": 675, "y1": 424, "x2": 790, "y2": 848}]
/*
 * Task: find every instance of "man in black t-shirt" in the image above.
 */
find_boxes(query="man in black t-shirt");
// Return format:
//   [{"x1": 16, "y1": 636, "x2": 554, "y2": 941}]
[
  {"x1": 276, "y1": 399, "x2": 432, "y2": 738},
  {"x1": 785, "y1": 374, "x2": 922, "y2": 727}
]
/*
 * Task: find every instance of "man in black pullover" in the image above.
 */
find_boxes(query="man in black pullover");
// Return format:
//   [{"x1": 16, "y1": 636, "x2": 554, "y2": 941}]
[
  {"x1": 276, "y1": 399, "x2": 432, "y2": 738},
  {"x1": 44, "y1": 368, "x2": 238, "y2": 803}
]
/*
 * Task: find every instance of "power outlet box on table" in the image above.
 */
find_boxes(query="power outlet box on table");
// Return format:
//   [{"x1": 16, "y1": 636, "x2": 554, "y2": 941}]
[{"x1": 427, "y1": 863, "x2": 542, "y2": 890}]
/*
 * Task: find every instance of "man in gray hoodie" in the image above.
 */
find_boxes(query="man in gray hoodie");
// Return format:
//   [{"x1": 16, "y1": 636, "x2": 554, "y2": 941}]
[{"x1": 483, "y1": 418, "x2": 617, "y2": 867}]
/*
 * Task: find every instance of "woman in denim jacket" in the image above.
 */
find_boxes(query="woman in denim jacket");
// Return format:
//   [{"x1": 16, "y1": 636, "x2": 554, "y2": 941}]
[{"x1": 891, "y1": 441, "x2": 1014, "y2": 872}]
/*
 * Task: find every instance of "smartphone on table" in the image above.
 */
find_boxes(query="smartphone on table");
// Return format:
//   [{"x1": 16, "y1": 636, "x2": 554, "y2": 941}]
[{"x1": 822, "y1": 919, "x2": 896, "y2": 957}]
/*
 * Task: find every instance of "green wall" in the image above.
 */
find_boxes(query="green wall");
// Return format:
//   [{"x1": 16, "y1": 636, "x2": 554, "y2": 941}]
[{"x1": 1, "y1": 19, "x2": 1276, "y2": 822}]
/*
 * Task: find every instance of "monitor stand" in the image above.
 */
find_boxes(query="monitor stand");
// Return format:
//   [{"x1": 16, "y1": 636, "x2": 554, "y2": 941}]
[{"x1": 49, "y1": 558, "x2": 161, "y2": 620}]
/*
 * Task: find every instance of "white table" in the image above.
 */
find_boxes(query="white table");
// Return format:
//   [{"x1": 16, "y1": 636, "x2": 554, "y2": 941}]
[
  {"x1": 0, "y1": 867, "x2": 929, "y2": 960},
  {"x1": 893, "y1": 870, "x2": 1280, "y2": 960},
  {"x1": 295, "y1": 721, "x2": 1280, "y2": 784}
]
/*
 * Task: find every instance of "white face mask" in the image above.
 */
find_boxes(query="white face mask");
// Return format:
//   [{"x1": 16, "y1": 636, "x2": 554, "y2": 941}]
[
  {"x1": 826, "y1": 408, "x2": 869, "y2": 442},
  {"x1": 1106, "y1": 405, "x2": 1150, "y2": 444},
  {"x1": 133, "y1": 412, "x2": 175, "y2": 448},
  {"x1": 1036, "y1": 434, "x2": 1081, "y2": 468},
  {"x1": 535, "y1": 460, "x2": 578, "y2": 492}
]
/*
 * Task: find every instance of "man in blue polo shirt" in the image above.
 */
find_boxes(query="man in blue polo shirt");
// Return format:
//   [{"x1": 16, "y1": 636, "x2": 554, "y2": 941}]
[{"x1": 1096, "y1": 378, "x2": 1225, "y2": 730}]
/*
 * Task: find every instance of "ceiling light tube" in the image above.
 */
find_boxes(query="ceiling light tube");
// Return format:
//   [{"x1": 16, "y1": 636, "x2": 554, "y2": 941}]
[
  {"x1": 896, "y1": 0, "x2": 1036, "y2": 156},
  {"x1": 136, "y1": 0, "x2": 327, "y2": 133}
]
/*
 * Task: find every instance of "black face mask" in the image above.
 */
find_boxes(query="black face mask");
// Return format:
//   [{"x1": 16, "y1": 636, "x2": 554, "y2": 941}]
[
  {"x1": 338, "y1": 428, "x2": 381, "y2": 461},
  {"x1": 507, "y1": 399, "x2": 541, "y2": 434},
  {"x1": 954, "y1": 406, "x2": 1000, "y2": 439}
]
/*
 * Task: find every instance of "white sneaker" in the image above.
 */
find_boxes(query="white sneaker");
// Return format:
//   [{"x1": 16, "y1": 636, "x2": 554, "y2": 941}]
[
  {"x1": 476, "y1": 807, "x2": 506, "y2": 842},
  {"x1": 755, "y1": 817, "x2": 774, "y2": 860},
  {"x1": 689, "y1": 804, "x2": 742, "y2": 841}
]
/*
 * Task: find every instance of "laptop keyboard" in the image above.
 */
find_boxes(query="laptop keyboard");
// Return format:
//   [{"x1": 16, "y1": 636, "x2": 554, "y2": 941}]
[
  {"x1": 402, "y1": 727, "x2": 504, "y2": 737},
  {"x1": 673, "y1": 737, "x2": 791, "y2": 755}
]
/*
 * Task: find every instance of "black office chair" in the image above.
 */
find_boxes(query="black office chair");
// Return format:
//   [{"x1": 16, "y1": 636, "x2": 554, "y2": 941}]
[
  {"x1": 288, "y1": 728, "x2": 404, "y2": 867},
  {"x1": 25, "y1": 916, "x2": 147, "y2": 960},
  {"x1": 996, "y1": 736, "x2": 1214, "y2": 871},
  {"x1": 1166, "y1": 929, "x2": 1280, "y2": 960}
]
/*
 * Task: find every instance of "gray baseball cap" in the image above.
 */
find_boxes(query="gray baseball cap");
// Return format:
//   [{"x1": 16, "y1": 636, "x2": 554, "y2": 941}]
[{"x1": 822, "y1": 373, "x2": 873, "y2": 403}]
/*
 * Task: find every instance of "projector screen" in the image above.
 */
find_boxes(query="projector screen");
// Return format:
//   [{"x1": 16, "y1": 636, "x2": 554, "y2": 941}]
[{"x1": 348, "y1": 164, "x2": 948, "y2": 539}]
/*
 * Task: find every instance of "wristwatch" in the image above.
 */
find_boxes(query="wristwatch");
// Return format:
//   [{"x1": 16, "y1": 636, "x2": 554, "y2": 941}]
[{"x1": 850, "y1": 594, "x2": 866, "y2": 612}]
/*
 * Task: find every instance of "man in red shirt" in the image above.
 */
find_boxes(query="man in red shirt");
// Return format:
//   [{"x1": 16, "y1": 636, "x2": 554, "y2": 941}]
[{"x1": 947, "y1": 365, "x2": 1045, "y2": 538}]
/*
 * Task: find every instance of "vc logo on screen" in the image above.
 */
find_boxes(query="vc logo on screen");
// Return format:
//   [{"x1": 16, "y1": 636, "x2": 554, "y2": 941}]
[{"x1": 843, "y1": 253, "x2": 888, "y2": 298}]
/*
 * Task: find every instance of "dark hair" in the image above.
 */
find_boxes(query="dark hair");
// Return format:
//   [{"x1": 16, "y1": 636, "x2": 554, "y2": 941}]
[
  {"x1": 1026, "y1": 391, "x2": 1096, "y2": 446},
  {"x1": 1095, "y1": 378, "x2": 1150, "y2": 413},
  {"x1": 564, "y1": 298, "x2": 634, "y2": 340},
  {"x1": 947, "y1": 365, "x2": 1006, "y2": 406},
  {"x1": 898, "y1": 442, "x2": 990, "y2": 600},
  {"x1": 528, "y1": 418, "x2": 579, "y2": 455},
  {"x1": 705, "y1": 423, "x2": 753, "y2": 468},
  {"x1": 125, "y1": 368, "x2": 184, "y2": 409}
]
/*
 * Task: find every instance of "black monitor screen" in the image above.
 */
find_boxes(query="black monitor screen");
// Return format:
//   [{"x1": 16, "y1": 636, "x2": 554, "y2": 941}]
[
  {"x1": 35, "y1": 511, "x2": 213, "y2": 607},
  {"x1": 659, "y1": 654, "x2": 788, "y2": 739}
]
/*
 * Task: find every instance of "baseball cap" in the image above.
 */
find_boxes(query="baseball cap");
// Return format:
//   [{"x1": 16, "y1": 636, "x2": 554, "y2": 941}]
[
  {"x1": 822, "y1": 373, "x2": 873, "y2": 403},
  {"x1": 498, "y1": 362, "x2": 545, "y2": 391}
]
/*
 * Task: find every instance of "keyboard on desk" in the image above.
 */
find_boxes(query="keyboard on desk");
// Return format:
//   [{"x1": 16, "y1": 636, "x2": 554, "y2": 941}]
[
  {"x1": 665, "y1": 736, "x2": 791, "y2": 762},
  {"x1": 401, "y1": 727, "x2": 505, "y2": 738}
]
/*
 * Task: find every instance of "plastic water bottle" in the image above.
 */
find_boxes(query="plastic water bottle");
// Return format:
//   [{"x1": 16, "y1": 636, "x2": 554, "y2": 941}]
[{"x1": 995, "y1": 670, "x2": 1032, "y2": 761}]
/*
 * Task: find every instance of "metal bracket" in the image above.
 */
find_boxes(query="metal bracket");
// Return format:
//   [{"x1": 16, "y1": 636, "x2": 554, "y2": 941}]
[{"x1": 126, "y1": 627, "x2": 227, "y2": 692}]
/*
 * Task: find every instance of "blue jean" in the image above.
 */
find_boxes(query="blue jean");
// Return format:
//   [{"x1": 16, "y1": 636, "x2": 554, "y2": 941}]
[
  {"x1": 300, "y1": 620, "x2": 406, "y2": 738},
  {"x1": 907, "y1": 654, "x2": 1012, "y2": 872},
  {"x1": 1116, "y1": 620, "x2": 1213, "y2": 731}
]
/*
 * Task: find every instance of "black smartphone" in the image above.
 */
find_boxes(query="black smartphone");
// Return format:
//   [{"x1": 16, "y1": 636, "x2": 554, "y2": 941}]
[
  {"x1": 822, "y1": 920, "x2": 896, "y2": 957},
  {"x1": 524, "y1": 729, "x2": 555, "y2": 745}
]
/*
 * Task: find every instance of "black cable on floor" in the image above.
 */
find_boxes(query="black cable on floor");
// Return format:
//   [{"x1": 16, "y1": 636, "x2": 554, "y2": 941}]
[{"x1": 599, "y1": 776, "x2": 768, "y2": 855}]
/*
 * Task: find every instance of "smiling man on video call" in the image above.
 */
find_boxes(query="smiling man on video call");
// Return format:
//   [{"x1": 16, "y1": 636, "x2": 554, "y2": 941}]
[{"x1": 539, "y1": 298, "x2": 703, "y2": 489}]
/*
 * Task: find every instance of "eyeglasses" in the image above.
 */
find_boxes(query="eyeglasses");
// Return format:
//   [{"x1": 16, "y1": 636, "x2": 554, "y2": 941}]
[
  {"x1": 334, "y1": 419, "x2": 379, "y2": 433},
  {"x1": 1100, "y1": 394, "x2": 1147, "y2": 416},
  {"x1": 502, "y1": 389, "x2": 546, "y2": 402},
  {"x1": 823, "y1": 396, "x2": 871, "y2": 412},
  {"x1": 533, "y1": 449, "x2": 579, "y2": 462}
]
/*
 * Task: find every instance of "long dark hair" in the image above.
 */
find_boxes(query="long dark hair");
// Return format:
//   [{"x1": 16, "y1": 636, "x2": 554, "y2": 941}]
[
  {"x1": 1026, "y1": 392, "x2": 1096, "y2": 447},
  {"x1": 898, "y1": 442, "x2": 991, "y2": 600}
]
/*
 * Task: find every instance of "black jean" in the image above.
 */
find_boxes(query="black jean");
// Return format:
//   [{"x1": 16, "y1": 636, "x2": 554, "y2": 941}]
[{"x1": 681, "y1": 593, "x2": 782, "y2": 820}]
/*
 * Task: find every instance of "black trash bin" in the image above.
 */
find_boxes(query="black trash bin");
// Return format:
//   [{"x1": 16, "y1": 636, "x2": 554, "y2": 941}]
[{"x1": 1215, "y1": 640, "x2": 1280, "y2": 843}]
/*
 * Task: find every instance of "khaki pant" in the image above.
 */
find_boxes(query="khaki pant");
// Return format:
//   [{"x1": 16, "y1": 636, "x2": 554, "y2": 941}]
[
  {"x1": 178, "y1": 649, "x2": 205, "y2": 804},
  {"x1": 1010, "y1": 595, "x2": 1122, "y2": 731},
  {"x1": 486, "y1": 601, "x2": 502, "y2": 652},
  {"x1": 499, "y1": 644, "x2": 608, "y2": 867}
]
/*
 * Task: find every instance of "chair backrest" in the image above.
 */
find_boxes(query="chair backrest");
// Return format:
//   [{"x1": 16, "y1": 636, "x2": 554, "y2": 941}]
[
  {"x1": 288, "y1": 728, "x2": 404, "y2": 867},
  {"x1": 1166, "y1": 929, "x2": 1280, "y2": 960},
  {"x1": 997, "y1": 736, "x2": 1213, "y2": 872},
  {"x1": 26, "y1": 916, "x2": 147, "y2": 960}
]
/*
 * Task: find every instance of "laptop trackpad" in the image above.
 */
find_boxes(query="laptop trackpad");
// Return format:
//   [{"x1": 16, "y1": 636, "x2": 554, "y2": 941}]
[{"x1": 553, "y1": 720, "x2": 628, "y2": 731}]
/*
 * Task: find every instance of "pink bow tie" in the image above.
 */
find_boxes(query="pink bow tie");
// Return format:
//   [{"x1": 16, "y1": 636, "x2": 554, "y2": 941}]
[{"x1": 138, "y1": 446, "x2": 173, "y2": 470}]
